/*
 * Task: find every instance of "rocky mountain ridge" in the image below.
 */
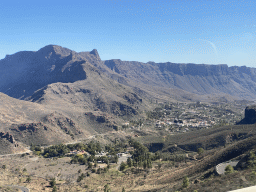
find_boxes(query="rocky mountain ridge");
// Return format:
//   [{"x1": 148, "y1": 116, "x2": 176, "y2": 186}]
[
  {"x1": 0, "y1": 45, "x2": 150, "y2": 151},
  {"x1": 2, "y1": 44, "x2": 256, "y2": 102},
  {"x1": 1, "y1": 44, "x2": 256, "y2": 153},
  {"x1": 104, "y1": 60, "x2": 256, "y2": 101}
]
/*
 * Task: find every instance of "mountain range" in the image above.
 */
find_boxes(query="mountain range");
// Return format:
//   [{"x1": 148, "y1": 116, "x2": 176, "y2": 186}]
[{"x1": 1, "y1": 44, "x2": 256, "y2": 153}]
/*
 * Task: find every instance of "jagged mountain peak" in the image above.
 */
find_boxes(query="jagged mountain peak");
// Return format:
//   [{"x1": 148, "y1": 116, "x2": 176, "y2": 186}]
[
  {"x1": 78, "y1": 49, "x2": 101, "y2": 61},
  {"x1": 90, "y1": 49, "x2": 100, "y2": 57}
]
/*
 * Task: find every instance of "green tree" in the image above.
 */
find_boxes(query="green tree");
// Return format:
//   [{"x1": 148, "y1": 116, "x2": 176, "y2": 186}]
[
  {"x1": 120, "y1": 162, "x2": 127, "y2": 171},
  {"x1": 26, "y1": 176, "x2": 31, "y2": 183},
  {"x1": 30, "y1": 143, "x2": 35, "y2": 151},
  {"x1": 122, "y1": 187, "x2": 125, "y2": 192},
  {"x1": 2, "y1": 165, "x2": 6, "y2": 170},
  {"x1": 225, "y1": 165, "x2": 234, "y2": 175},
  {"x1": 104, "y1": 184, "x2": 111, "y2": 192},
  {"x1": 248, "y1": 151, "x2": 256, "y2": 168},
  {"x1": 96, "y1": 142, "x2": 102, "y2": 152},
  {"x1": 197, "y1": 148, "x2": 204, "y2": 155},
  {"x1": 114, "y1": 155, "x2": 118, "y2": 163},
  {"x1": 143, "y1": 161, "x2": 147, "y2": 169},
  {"x1": 52, "y1": 186, "x2": 57, "y2": 192},
  {"x1": 97, "y1": 168, "x2": 102, "y2": 174},
  {"x1": 35, "y1": 151, "x2": 41, "y2": 156},
  {"x1": 182, "y1": 176, "x2": 189, "y2": 188},
  {"x1": 50, "y1": 178, "x2": 56, "y2": 187},
  {"x1": 34, "y1": 145, "x2": 42, "y2": 152},
  {"x1": 157, "y1": 163, "x2": 162, "y2": 171},
  {"x1": 147, "y1": 159, "x2": 152, "y2": 168},
  {"x1": 77, "y1": 173, "x2": 85, "y2": 182},
  {"x1": 127, "y1": 157, "x2": 132, "y2": 167}
]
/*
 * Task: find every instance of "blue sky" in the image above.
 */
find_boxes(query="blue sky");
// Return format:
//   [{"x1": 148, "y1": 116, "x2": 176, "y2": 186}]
[{"x1": 0, "y1": 0, "x2": 255, "y2": 67}]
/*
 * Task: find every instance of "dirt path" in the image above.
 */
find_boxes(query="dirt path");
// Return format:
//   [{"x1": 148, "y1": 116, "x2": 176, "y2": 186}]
[
  {"x1": 1, "y1": 132, "x2": 110, "y2": 157},
  {"x1": 5, "y1": 185, "x2": 29, "y2": 192},
  {"x1": 0, "y1": 149, "x2": 31, "y2": 158}
]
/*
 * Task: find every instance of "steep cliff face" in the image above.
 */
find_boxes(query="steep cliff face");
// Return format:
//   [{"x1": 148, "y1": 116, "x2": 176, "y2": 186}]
[
  {"x1": 104, "y1": 60, "x2": 256, "y2": 100},
  {"x1": 237, "y1": 105, "x2": 256, "y2": 124}
]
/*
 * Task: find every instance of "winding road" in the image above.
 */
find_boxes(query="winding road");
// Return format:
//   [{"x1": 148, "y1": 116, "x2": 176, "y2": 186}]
[{"x1": 215, "y1": 161, "x2": 239, "y2": 175}]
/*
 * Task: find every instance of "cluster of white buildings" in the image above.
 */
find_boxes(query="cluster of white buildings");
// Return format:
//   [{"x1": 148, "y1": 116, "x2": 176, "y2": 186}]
[{"x1": 155, "y1": 118, "x2": 215, "y2": 130}]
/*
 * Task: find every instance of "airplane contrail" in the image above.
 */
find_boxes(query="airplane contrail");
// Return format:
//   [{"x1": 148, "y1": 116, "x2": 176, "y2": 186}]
[{"x1": 199, "y1": 39, "x2": 219, "y2": 58}]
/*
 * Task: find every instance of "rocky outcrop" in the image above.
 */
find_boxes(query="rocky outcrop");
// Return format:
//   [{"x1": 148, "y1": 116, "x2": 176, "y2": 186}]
[
  {"x1": 42, "y1": 113, "x2": 82, "y2": 136},
  {"x1": 237, "y1": 105, "x2": 256, "y2": 124},
  {"x1": 0, "y1": 132, "x2": 15, "y2": 144},
  {"x1": 89, "y1": 49, "x2": 100, "y2": 58},
  {"x1": 111, "y1": 101, "x2": 137, "y2": 116}
]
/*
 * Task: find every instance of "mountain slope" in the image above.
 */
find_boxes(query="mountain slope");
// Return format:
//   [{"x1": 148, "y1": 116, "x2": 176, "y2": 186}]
[
  {"x1": 0, "y1": 92, "x2": 86, "y2": 147},
  {"x1": 1, "y1": 44, "x2": 256, "y2": 153},
  {"x1": 0, "y1": 45, "x2": 88, "y2": 99},
  {"x1": 104, "y1": 60, "x2": 256, "y2": 101},
  {"x1": 3, "y1": 44, "x2": 256, "y2": 104},
  {"x1": 0, "y1": 45, "x2": 152, "y2": 152}
]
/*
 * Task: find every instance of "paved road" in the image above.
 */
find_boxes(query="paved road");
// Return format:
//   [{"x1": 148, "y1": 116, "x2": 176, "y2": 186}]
[
  {"x1": 215, "y1": 161, "x2": 239, "y2": 175},
  {"x1": 228, "y1": 185, "x2": 256, "y2": 192},
  {"x1": 116, "y1": 154, "x2": 132, "y2": 170}
]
